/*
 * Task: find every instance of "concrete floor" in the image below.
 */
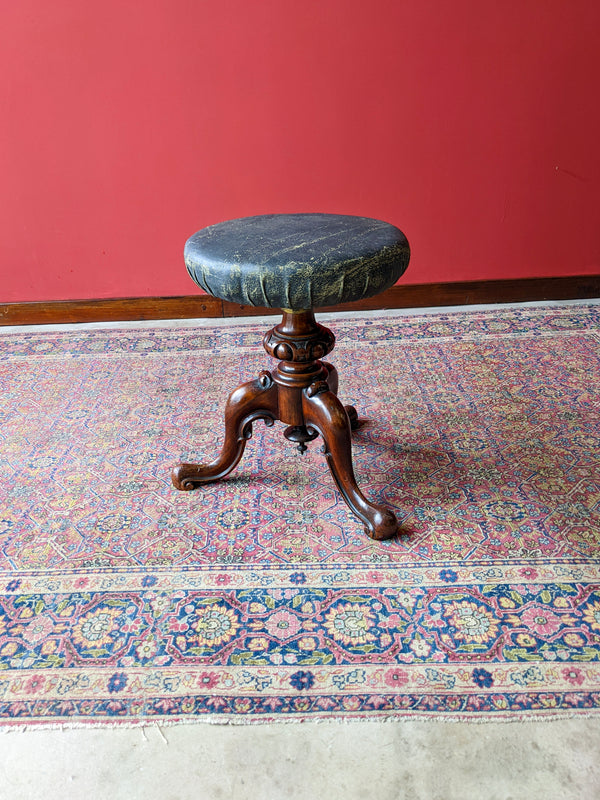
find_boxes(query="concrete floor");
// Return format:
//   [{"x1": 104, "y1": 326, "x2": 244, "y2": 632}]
[
  {"x1": 1, "y1": 718, "x2": 599, "y2": 800},
  {"x1": 2, "y1": 301, "x2": 599, "y2": 800}
]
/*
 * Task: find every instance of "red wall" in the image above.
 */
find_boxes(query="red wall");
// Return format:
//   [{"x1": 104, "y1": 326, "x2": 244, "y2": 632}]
[{"x1": 1, "y1": 0, "x2": 599, "y2": 303}]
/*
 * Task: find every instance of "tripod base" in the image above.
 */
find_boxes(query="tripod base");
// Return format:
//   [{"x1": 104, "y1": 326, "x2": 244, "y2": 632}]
[{"x1": 172, "y1": 311, "x2": 399, "y2": 540}]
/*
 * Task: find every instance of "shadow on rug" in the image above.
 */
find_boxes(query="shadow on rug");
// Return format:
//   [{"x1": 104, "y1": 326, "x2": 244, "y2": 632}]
[{"x1": 0, "y1": 304, "x2": 599, "y2": 726}]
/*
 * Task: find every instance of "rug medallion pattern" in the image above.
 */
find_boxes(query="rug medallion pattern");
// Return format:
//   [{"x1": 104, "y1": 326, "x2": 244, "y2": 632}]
[{"x1": 0, "y1": 305, "x2": 599, "y2": 724}]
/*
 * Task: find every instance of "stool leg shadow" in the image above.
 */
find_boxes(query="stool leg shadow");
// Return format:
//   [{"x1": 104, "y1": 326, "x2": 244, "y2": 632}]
[
  {"x1": 172, "y1": 372, "x2": 278, "y2": 490},
  {"x1": 303, "y1": 388, "x2": 399, "y2": 541}
]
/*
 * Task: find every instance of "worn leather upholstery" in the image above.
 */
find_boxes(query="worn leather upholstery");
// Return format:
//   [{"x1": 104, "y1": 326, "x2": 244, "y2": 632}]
[{"x1": 184, "y1": 213, "x2": 410, "y2": 310}]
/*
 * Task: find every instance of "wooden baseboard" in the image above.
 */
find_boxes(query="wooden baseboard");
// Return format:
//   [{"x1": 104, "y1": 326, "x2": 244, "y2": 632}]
[
  {"x1": 0, "y1": 295, "x2": 222, "y2": 326},
  {"x1": 1, "y1": 275, "x2": 599, "y2": 326}
]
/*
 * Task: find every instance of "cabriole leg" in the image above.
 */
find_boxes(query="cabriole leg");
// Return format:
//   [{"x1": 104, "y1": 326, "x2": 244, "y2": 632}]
[
  {"x1": 172, "y1": 371, "x2": 278, "y2": 490},
  {"x1": 302, "y1": 387, "x2": 398, "y2": 540}
]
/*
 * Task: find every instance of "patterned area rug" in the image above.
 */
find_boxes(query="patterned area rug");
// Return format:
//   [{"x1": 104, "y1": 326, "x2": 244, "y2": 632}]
[{"x1": 1, "y1": 304, "x2": 600, "y2": 727}]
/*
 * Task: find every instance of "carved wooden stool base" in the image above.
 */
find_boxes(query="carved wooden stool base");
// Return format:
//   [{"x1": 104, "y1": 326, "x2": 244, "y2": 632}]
[{"x1": 172, "y1": 310, "x2": 399, "y2": 540}]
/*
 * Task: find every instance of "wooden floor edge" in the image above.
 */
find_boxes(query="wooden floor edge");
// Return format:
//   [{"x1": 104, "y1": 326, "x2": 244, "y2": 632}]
[{"x1": 1, "y1": 275, "x2": 599, "y2": 326}]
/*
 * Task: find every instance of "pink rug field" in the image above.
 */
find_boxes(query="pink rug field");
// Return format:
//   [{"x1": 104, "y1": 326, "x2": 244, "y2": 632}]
[{"x1": 0, "y1": 304, "x2": 599, "y2": 726}]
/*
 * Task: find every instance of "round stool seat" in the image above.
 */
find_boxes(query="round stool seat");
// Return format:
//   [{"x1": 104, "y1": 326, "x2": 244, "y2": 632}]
[{"x1": 184, "y1": 213, "x2": 410, "y2": 310}]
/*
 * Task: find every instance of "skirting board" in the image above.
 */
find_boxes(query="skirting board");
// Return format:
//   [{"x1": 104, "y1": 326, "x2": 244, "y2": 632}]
[{"x1": 1, "y1": 275, "x2": 599, "y2": 326}]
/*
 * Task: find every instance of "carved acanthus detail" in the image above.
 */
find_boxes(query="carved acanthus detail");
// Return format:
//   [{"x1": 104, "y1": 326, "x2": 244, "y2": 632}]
[{"x1": 263, "y1": 324, "x2": 335, "y2": 363}]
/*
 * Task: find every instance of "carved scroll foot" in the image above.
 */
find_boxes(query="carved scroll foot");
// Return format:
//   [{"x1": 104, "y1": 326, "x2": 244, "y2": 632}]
[
  {"x1": 302, "y1": 387, "x2": 398, "y2": 540},
  {"x1": 172, "y1": 371, "x2": 278, "y2": 490}
]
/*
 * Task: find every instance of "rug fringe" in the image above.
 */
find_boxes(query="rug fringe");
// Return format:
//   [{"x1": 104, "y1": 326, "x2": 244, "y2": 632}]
[{"x1": 2, "y1": 708, "x2": 600, "y2": 733}]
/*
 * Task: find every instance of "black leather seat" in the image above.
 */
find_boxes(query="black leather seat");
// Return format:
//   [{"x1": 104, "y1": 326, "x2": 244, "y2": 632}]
[{"x1": 184, "y1": 213, "x2": 410, "y2": 310}]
